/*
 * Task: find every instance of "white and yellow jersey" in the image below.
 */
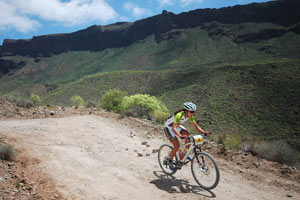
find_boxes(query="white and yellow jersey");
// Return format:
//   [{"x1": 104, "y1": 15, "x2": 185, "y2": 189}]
[{"x1": 164, "y1": 111, "x2": 195, "y2": 127}]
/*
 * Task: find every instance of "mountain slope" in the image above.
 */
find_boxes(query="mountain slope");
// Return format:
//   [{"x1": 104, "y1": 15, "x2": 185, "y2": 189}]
[
  {"x1": 1, "y1": 0, "x2": 300, "y2": 58},
  {"x1": 0, "y1": 0, "x2": 300, "y2": 151}
]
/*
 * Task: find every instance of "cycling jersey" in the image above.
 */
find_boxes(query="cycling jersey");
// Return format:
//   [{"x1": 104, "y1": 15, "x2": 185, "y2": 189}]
[
  {"x1": 164, "y1": 111, "x2": 195, "y2": 139},
  {"x1": 165, "y1": 111, "x2": 195, "y2": 127}
]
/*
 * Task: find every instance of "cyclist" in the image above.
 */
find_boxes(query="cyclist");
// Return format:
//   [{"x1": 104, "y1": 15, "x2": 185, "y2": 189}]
[{"x1": 164, "y1": 102, "x2": 210, "y2": 171}]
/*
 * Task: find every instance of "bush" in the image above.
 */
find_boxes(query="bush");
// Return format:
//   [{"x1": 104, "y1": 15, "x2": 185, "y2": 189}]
[
  {"x1": 251, "y1": 140, "x2": 299, "y2": 165},
  {"x1": 214, "y1": 132, "x2": 243, "y2": 151},
  {"x1": 3, "y1": 94, "x2": 17, "y2": 103},
  {"x1": 99, "y1": 89, "x2": 128, "y2": 112},
  {"x1": 15, "y1": 98, "x2": 34, "y2": 108},
  {"x1": 3, "y1": 94, "x2": 34, "y2": 108},
  {"x1": 30, "y1": 94, "x2": 41, "y2": 105},
  {"x1": 224, "y1": 133, "x2": 243, "y2": 150},
  {"x1": 85, "y1": 100, "x2": 97, "y2": 108},
  {"x1": 153, "y1": 110, "x2": 169, "y2": 124},
  {"x1": 70, "y1": 95, "x2": 85, "y2": 106},
  {"x1": 120, "y1": 94, "x2": 169, "y2": 120},
  {"x1": 0, "y1": 143, "x2": 16, "y2": 161}
]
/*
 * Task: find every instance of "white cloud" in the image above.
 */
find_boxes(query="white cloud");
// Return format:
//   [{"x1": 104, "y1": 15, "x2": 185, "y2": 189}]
[
  {"x1": 13, "y1": 0, "x2": 118, "y2": 26},
  {"x1": 0, "y1": 1, "x2": 39, "y2": 33},
  {"x1": 157, "y1": 0, "x2": 174, "y2": 7},
  {"x1": 124, "y1": 1, "x2": 152, "y2": 17},
  {"x1": 180, "y1": 0, "x2": 204, "y2": 7},
  {"x1": 0, "y1": 0, "x2": 118, "y2": 33}
]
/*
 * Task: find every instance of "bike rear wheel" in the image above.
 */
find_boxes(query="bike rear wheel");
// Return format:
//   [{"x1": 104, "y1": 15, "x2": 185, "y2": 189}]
[
  {"x1": 191, "y1": 152, "x2": 220, "y2": 190},
  {"x1": 158, "y1": 144, "x2": 177, "y2": 175}
]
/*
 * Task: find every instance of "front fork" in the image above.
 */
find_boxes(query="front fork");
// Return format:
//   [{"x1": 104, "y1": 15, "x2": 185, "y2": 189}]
[{"x1": 194, "y1": 147, "x2": 205, "y2": 168}]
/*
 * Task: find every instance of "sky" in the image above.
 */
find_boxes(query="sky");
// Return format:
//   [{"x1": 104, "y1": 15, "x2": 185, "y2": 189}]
[{"x1": 0, "y1": 0, "x2": 271, "y2": 45}]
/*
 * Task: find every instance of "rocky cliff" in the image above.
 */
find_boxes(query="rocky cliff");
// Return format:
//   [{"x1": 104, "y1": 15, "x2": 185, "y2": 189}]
[
  {"x1": 0, "y1": 59, "x2": 26, "y2": 76},
  {"x1": 0, "y1": 0, "x2": 299, "y2": 57}
]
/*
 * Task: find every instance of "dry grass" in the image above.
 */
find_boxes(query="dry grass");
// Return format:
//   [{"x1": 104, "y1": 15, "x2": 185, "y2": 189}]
[
  {"x1": 213, "y1": 133, "x2": 299, "y2": 166},
  {"x1": 250, "y1": 140, "x2": 299, "y2": 166},
  {"x1": 0, "y1": 143, "x2": 16, "y2": 161}
]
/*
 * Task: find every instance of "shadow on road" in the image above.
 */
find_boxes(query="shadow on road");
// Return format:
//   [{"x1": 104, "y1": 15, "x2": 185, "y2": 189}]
[{"x1": 151, "y1": 171, "x2": 216, "y2": 198}]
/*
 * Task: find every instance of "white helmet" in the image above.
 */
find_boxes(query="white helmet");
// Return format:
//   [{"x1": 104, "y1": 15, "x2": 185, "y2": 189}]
[{"x1": 183, "y1": 102, "x2": 197, "y2": 111}]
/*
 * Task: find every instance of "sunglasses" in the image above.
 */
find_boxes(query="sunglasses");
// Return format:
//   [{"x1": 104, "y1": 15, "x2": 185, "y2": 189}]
[{"x1": 189, "y1": 111, "x2": 195, "y2": 114}]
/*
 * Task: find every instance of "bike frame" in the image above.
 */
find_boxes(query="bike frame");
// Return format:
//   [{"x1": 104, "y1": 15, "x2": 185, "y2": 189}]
[
  {"x1": 158, "y1": 134, "x2": 220, "y2": 190},
  {"x1": 175, "y1": 138, "x2": 202, "y2": 168}
]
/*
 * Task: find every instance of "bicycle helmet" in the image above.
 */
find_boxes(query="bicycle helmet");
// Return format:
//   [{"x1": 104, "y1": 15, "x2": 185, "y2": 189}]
[{"x1": 183, "y1": 102, "x2": 197, "y2": 111}]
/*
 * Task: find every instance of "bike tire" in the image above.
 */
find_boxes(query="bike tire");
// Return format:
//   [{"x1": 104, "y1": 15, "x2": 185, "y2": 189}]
[
  {"x1": 191, "y1": 152, "x2": 220, "y2": 190},
  {"x1": 158, "y1": 144, "x2": 177, "y2": 175}
]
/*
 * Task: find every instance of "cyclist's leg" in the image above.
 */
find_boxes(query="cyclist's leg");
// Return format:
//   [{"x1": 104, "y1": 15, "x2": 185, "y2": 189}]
[
  {"x1": 179, "y1": 125, "x2": 190, "y2": 136},
  {"x1": 164, "y1": 127, "x2": 179, "y2": 161},
  {"x1": 180, "y1": 127, "x2": 191, "y2": 145},
  {"x1": 180, "y1": 127, "x2": 193, "y2": 160},
  {"x1": 169, "y1": 138, "x2": 179, "y2": 160},
  {"x1": 164, "y1": 127, "x2": 179, "y2": 171},
  {"x1": 169, "y1": 138, "x2": 179, "y2": 171}
]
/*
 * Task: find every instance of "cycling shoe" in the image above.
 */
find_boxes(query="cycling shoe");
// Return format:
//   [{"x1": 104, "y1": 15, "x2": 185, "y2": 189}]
[{"x1": 169, "y1": 161, "x2": 175, "y2": 171}]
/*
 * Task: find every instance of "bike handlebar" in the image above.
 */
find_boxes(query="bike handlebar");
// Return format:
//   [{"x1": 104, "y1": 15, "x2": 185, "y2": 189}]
[{"x1": 179, "y1": 133, "x2": 210, "y2": 140}]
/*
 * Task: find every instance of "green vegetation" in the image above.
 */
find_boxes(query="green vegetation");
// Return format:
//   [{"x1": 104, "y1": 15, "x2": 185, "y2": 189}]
[
  {"x1": 30, "y1": 94, "x2": 42, "y2": 105},
  {"x1": 120, "y1": 94, "x2": 169, "y2": 120},
  {"x1": 70, "y1": 95, "x2": 85, "y2": 106},
  {"x1": 153, "y1": 110, "x2": 169, "y2": 124},
  {"x1": 0, "y1": 21, "x2": 300, "y2": 165},
  {"x1": 3, "y1": 94, "x2": 34, "y2": 108},
  {"x1": 99, "y1": 89, "x2": 128, "y2": 112}
]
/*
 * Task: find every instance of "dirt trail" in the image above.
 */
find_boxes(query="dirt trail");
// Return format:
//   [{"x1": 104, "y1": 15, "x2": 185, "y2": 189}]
[{"x1": 1, "y1": 115, "x2": 299, "y2": 200}]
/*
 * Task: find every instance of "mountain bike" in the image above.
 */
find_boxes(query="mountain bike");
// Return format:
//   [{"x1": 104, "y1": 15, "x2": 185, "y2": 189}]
[{"x1": 158, "y1": 134, "x2": 220, "y2": 190}]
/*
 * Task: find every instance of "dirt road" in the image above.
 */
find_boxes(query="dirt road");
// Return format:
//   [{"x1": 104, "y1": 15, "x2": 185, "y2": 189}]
[{"x1": 1, "y1": 114, "x2": 299, "y2": 199}]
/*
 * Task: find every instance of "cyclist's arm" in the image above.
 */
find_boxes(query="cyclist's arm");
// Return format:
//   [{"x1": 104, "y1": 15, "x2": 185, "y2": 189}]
[
  {"x1": 192, "y1": 121, "x2": 206, "y2": 134},
  {"x1": 172, "y1": 112, "x2": 184, "y2": 137},
  {"x1": 172, "y1": 123, "x2": 183, "y2": 137}
]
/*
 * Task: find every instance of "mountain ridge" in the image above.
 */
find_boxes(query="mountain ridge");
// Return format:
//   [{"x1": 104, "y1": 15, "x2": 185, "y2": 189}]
[{"x1": 1, "y1": 0, "x2": 300, "y2": 57}]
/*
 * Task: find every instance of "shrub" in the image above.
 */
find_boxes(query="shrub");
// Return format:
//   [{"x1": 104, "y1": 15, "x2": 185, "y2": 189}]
[
  {"x1": 3, "y1": 94, "x2": 34, "y2": 108},
  {"x1": 99, "y1": 89, "x2": 128, "y2": 112},
  {"x1": 120, "y1": 94, "x2": 169, "y2": 119},
  {"x1": 126, "y1": 105, "x2": 151, "y2": 119},
  {"x1": 85, "y1": 100, "x2": 97, "y2": 108},
  {"x1": 3, "y1": 94, "x2": 17, "y2": 103},
  {"x1": 0, "y1": 143, "x2": 16, "y2": 161},
  {"x1": 242, "y1": 138, "x2": 255, "y2": 154},
  {"x1": 153, "y1": 110, "x2": 169, "y2": 124},
  {"x1": 224, "y1": 133, "x2": 243, "y2": 150},
  {"x1": 214, "y1": 132, "x2": 242, "y2": 151},
  {"x1": 251, "y1": 140, "x2": 299, "y2": 165},
  {"x1": 30, "y1": 94, "x2": 41, "y2": 105},
  {"x1": 70, "y1": 95, "x2": 85, "y2": 106},
  {"x1": 15, "y1": 98, "x2": 34, "y2": 108},
  {"x1": 216, "y1": 134, "x2": 226, "y2": 152}
]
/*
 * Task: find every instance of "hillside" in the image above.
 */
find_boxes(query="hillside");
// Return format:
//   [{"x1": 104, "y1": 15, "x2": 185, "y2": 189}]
[
  {"x1": 0, "y1": 103, "x2": 300, "y2": 199},
  {"x1": 1, "y1": 0, "x2": 300, "y2": 57},
  {"x1": 0, "y1": 0, "x2": 300, "y2": 153}
]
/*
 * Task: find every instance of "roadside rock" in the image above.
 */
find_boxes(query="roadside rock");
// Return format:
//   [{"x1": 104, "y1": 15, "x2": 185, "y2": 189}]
[{"x1": 130, "y1": 131, "x2": 136, "y2": 137}]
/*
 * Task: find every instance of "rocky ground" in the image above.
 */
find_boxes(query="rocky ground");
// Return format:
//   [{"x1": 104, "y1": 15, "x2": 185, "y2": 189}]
[{"x1": 0, "y1": 98, "x2": 300, "y2": 199}]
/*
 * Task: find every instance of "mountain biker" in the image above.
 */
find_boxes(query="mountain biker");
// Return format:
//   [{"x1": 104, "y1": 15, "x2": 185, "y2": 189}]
[{"x1": 164, "y1": 102, "x2": 210, "y2": 171}]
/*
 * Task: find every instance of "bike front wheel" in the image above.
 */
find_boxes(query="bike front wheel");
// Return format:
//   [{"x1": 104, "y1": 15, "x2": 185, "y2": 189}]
[
  {"x1": 191, "y1": 152, "x2": 220, "y2": 190},
  {"x1": 158, "y1": 144, "x2": 177, "y2": 175}
]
